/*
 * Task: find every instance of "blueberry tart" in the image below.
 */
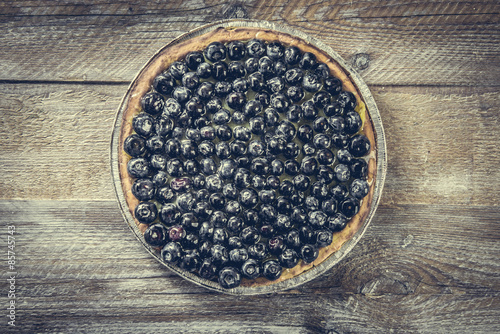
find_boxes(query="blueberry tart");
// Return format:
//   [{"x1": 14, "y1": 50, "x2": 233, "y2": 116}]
[{"x1": 112, "y1": 20, "x2": 386, "y2": 294}]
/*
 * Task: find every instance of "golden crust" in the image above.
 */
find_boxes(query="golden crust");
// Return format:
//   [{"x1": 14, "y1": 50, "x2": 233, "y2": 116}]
[{"x1": 118, "y1": 26, "x2": 377, "y2": 287}]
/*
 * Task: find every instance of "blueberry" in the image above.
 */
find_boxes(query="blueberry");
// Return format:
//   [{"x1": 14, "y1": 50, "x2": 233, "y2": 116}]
[
  {"x1": 340, "y1": 197, "x2": 360, "y2": 218},
  {"x1": 270, "y1": 93, "x2": 290, "y2": 113},
  {"x1": 334, "y1": 164, "x2": 351, "y2": 182},
  {"x1": 313, "y1": 133, "x2": 332, "y2": 149},
  {"x1": 195, "y1": 189, "x2": 210, "y2": 202},
  {"x1": 232, "y1": 126, "x2": 251, "y2": 142},
  {"x1": 301, "y1": 156, "x2": 319, "y2": 176},
  {"x1": 264, "y1": 107, "x2": 280, "y2": 127},
  {"x1": 227, "y1": 41, "x2": 246, "y2": 60},
  {"x1": 199, "y1": 258, "x2": 218, "y2": 280},
  {"x1": 149, "y1": 154, "x2": 167, "y2": 170},
  {"x1": 317, "y1": 148, "x2": 335, "y2": 165},
  {"x1": 214, "y1": 81, "x2": 232, "y2": 98},
  {"x1": 350, "y1": 179, "x2": 370, "y2": 199},
  {"x1": 267, "y1": 41, "x2": 285, "y2": 60},
  {"x1": 283, "y1": 142, "x2": 300, "y2": 160},
  {"x1": 302, "y1": 143, "x2": 316, "y2": 156},
  {"x1": 170, "y1": 177, "x2": 192, "y2": 193},
  {"x1": 127, "y1": 157, "x2": 150, "y2": 178},
  {"x1": 241, "y1": 259, "x2": 261, "y2": 279},
  {"x1": 196, "y1": 62, "x2": 212, "y2": 79},
  {"x1": 255, "y1": 91, "x2": 271, "y2": 107},
  {"x1": 227, "y1": 216, "x2": 245, "y2": 234},
  {"x1": 218, "y1": 159, "x2": 237, "y2": 179},
  {"x1": 132, "y1": 178, "x2": 156, "y2": 201},
  {"x1": 286, "y1": 86, "x2": 305, "y2": 103},
  {"x1": 247, "y1": 39, "x2": 266, "y2": 57},
  {"x1": 141, "y1": 92, "x2": 165, "y2": 116},
  {"x1": 348, "y1": 134, "x2": 371, "y2": 157},
  {"x1": 168, "y1": 61, "x2": 188, "y2": 80},
  {"x1": 200, "y1": 158, "x2": 216, "y2": 175},
  {"x1": 328, "y1": 212, "x2": 349, "y2": 232},
  {"x1": 293, "y1": 174, "x2": 311, "y2": 192},
  {"x1": 258, "y1": 189, "x2": 276, "y2": 204},
  {"x1": 213, "y1": 227, "x2": 229, "y2": 245},
  {"x1": 337, "y1": 149, "x2": 353, "y2": 165},
  {"x1": 213, "y1": 109, "x2": 231, "y2": 125},
  {"x1": 152, "y1": 171, "x2": 169, "y2": 188},
  {"x1": 266, "y1": 137, "x2": 285, "y2": 155},
  {"x1": 297, "y1": 124, "x2": 314, "y2": 142},
  {"x1": 134, "y1": 201, "x2": 158, "y2": 224},
  {"x1": 276, "y1": 121, "x2": 296, "y2": 142},
  {"x1": 248, "y1": 242, "x2": 268, "y2": 260},
  {"x1": 274, "y1": 214, "x2": 292, "y2": 232},
  {"x1": 144, "y1": 223, "x2": 168, "y2": 247},
  {"x1": 248, "y1": 72, "x2": 265, "y2": 92},
  {"x1": 299, "y1": 52, "x2": 317, "y2": 70},
  {"x1": 185, "y1": 51, "x2": 204, "y2": 70},
  {"x1": 145, "y1": 135, "x2": 165, "y2": 154},
  {"x1": 258, "y1": 56, "x2": 275, "y2": 78},
  {"x1": 153, "y1": 73, "x2": 176, "y2": 95},
  {"x1": 209, "y1": 211, "x2": 228, "y2": 227},
  {"x1": 210, "y1": 244, "x2": 229, "y2": 266},
  {"x1": 240, "y1": 226, "x2": 261, "y2": 245},
  {"x1": 180, "y1": 250, "x2": 201, "y2": 272},
  {"x1": 299, "y1": 225, "x2": 316, "y2": 244},
  {"x1": 301, "y1": 100, "x2": 318, "y2": 120},
  {"x1": 154, "y1": 115, "x2": 174, "y2": 137},
  {"x1": 321, "y1": 198, "x2": 338, "y2": 216},
  {"x1": 228, "y1": 61, "x2": 247, "y2": 80},
  {"x1": 204, "y1": 42, "x2": 226, "y2": 62},
  {"x1": 225, "y1": 200, "x2": 242, "y2": 216},
  {"x1": 316, "y1": 229, "x2": 333, "y2": 247},
  {"x1": 350, "y1": 158, "x2": 368, "y2": 179},
  {"x1": 168, "y1": 225, "x2": 186, "y2": 242},
  {"x1": 192, "y1": 173, "x2": 206, "y2": 189},
  {"x1": 262, "y1": 260, "x2": 282, "y2": 280},
  {"x1": 132, "y1": 113, "x2": 155, "y2": 138},
  {"x1": 311, "y1": 181, "x2": 329, "y2": 200},
  {"x1": 314, "y1": 63, "x2": 330, "y2": 79},
  {"x1": 199, "y1": 221, "x2": 215, "y2": 240},
  {"x1": 177, "y1": 192, "x2": 196, "y2": 212},
  {"x1": 159, "y1": 203, "x2": 180, "y2": 225},
  {"x1": 239, "y1": 188, "x2": 258, "y2": 208},
  {"x1": 161, "y1": 242, "x2": 183, "y2": 264},
  {"x1": 182, "y1": 233, "x2": 201, "y2": 250},
  {"x1": 324, "y1": 102, "x2": 343, "y2": 117},
  {"x1": 260, "y1": 204, "x2": 278, "y2": 223},
  {"x1": 197, "y1": 82, "x2": 215, "y2": 100},
  {"x1": 279, "y1": 248, "x2": 299, "y2": 268},
  {"x1": 252, "y1": 175, "x2": 266, "y2": 190},
  {"x1": 268, "y1": 235, "x2": 286, "y2": 255},
  {"x1": 331, "y1": 133, "x2": 349, "y2": 149},
  {"x1": 313, "y1": 91, "x2": 332, "y2": 109},
  {"x1": 279, "y1": 180, "x2": 294, "y2": 197},
  {"x1": 331, "y1": 184, "x2": 349, "y2": 201},
  {"x1": 230, "y1": 140, "x2": 247, "y2": 157},
  {"x1": 226, "y1": 91, "x2": 246, "y2": 110},
  {"x1": 216, "y1": 125, "x2": 232, "y2": 141},
  {"x1": 300, "y1": 244, "x2": 319, "y2": 263},
  {"x1": 245, "y1": 57, "x2": 260, "y2": 74},
  {"x1": 302, "y1": 73, "x2": 322, "y2": 93},
  {"x1": 124, "y1": 134, "x2": 146, "y2": 157},
  {"x1": 193, "y1": 201, "x2": 211, "y2": 219},
  {"x1": 285, "y1": 228, "x2": 302, "y2": 249},
  {"x1": 172, "y1": 86, "x2": 192, "y2": 104},
  {"x1": 290, "y1": 191, "x2": 305, "y2": 205},
  {"x1": 266, "y1": 175, "x2": 280, "y2": 190},
  {"x1": 205, "y1": 174, "x2": 223, "y2": 193},
  {"x1": 305, "y1": 196, "x2": 320, "y2": 211},
  {"x1": 181, "y1": 71, "x2": 199, "y2": 90},
  {"x1": 212, "y1": 61, "x2": 228, "y2": 81},
  {"x1": 275, "y1": 60, "x2": 287, "y2": 76},
  {"x1": 284, "y1": 46, "x2": 301, "y2": 65},
  {"x1": 266, "y1": 76, "x2": 285, "y2": 93},
  {"x1": 180, "y1": 213, "x2": 199, "y2": 231},
  {"x1": 248, "y1": 117, "x2": 265, "y2": 136},
  {"x1": 218, "y1": 267, "x2": 242, "y2": 289},
  {"x1": 284, "y1": 68, "x2": 304, "y2": 85},
  {"x1": 229, "y1": 248, "x2": 249, "y2": 265},
  {"x1": 180, "y1": 140, "x2": 197, "y2": 159},
  {"x1": 337, "y1": 91, "x2": 357, "y2": 112},
  {"x1": 308, "y1": 210, "x2": 328, "y2": 228},
  {"x1": 228, "y1": 236, "x2": 244, "y2": 249},
  {"x1": 324, "y1": 77, "x2": 342, "y2": 96},
  {"x1": 251, "y1": 157, "x2": 269, "y2": 175},
  {"x1": 344, "y1": 110, "x2": 362, "y2": 135},
  {"x1": 234, "y1": 168, "x2": 251, "y2": 189},
  {"x1": 232, "y1": 78, "x2": 248, "y2": 93}
]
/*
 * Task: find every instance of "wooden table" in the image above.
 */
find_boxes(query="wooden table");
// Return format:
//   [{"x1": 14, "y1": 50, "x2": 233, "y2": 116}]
[{"x1": 1, "y1": 1, "x2": 499, "y2": 333}]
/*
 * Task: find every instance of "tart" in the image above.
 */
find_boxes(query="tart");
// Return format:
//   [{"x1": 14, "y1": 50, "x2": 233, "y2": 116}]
[{"x1": 113, "y1": 20, "x2": 385, "y2": 293}]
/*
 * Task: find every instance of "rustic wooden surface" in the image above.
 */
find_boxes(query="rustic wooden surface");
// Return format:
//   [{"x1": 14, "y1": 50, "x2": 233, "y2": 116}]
[{"x1": 1, "y1": 0, "x2": 499, "y2": 333}]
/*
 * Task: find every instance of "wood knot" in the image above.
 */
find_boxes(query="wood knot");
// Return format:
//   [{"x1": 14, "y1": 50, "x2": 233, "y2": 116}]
[
  {"x1": 351, "y1": 53, "x2": 370, "y2": 71},
  {"x1": 222, "y1": 3, "x2": 249, "y2": 19}
]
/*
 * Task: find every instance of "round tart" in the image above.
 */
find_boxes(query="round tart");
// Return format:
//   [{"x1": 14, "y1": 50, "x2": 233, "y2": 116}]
[{"x1": 111, "y1": 20, "x2": 386, "y2": 294}]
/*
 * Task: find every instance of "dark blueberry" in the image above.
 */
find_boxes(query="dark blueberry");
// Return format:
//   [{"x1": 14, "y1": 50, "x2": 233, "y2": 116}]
[
  {"x1": 331, "y1": 183, "x2": 349, "y2": 201},
  {"x1": 311, "y1": 182, "x2": 329, "y2": 200},
  {"x1": 226, "y1": 91, "x2": 246, "y2": 110},
  {"x1": 204, "y1": 41, "x2": 226, "y2": 62},
  {"x1": 317, "y1": 148, "x2": 335, "y2": 165},
  {"x1": 282, "y1": 143, "x2": 299, "y2": 160},
  {"x1": 225, "y1": 200, "x2": 242, "y2": 216},
  {"x1": 198, "y1": 127, "x2": 215, "y2": 142},
  {"x1": 308, "y1": 210, "x2": 328, "y2": 229},
  {"x1": 213, "y1": 227, "x2": 229, "y2": 245},
  {"x1": 266, "y1": 175, "x2": 280, "y2": 190},
  {"x1": 260, "y1": 204, "x2": 278, "y2": 223},
  {"x1": 146, "y1": 135, "x2": 165, "y2": 154},
  {"x1": 227, "y1": 40, "x2": 246, "y2": 60},
  {"x1": 228, "y1": 236, "x2": 244, "y2": 249},
  {"x1": 232, "y1": 126, "x2": 251, "y2": 142},
  {"x1": 337, "y1": 91, "x2": 357, "y2": 112},
  {"x1": 199, "y1": 221, "x2": 215, "y2": 240},
  {"x1": 245, "y1": 57, "x2": 260, "y2": 74},
  {"x1": 181, "y1": 71, "x2": 199, "y2": 90},
  {"x1": 214, "y1": 81, "x2": 232, "y2": 98},
  {"x1": 270, "y1": 93, "x2": 290, "y2": 113},
  {"x1": 285, "y1": 68, "x2": 304, "y2": 85},
  {"x1": 241, "y1": 259, "x2": 261, "y2": 279},
  {"x1": 248, "y1": 242, "x2": 268, "y2": 260},
  {"x1": 302, "y1": 73, "x2": 322, "y2": 93},
  {"x1": 161, "y1": 242, "x2": 183, "y2": 264},
  {"x1": 213, "y1": 109, "x2": 231, "y2": 125},
  {"x1": 186, "y1": 129, "x2": 201, "y2": 144},
  {"x1": 284, "y1": 46, "x2": 301, "y2": 65},
  {"x1": 252, "y1": 174, "x2": 266, "y2": 190},
  {"x1": 154, "y1": 116, "x2": 174, "y2": 137},
  {"x1": 144, "y1": 223, "x2": 168, "y2": 247},
  {"x1": 311, "y1": 117, "x2": 329, "y2": 134},
  {"x1": 331, "y1": 133, "x2": 349, "y2": 149},
  {"x1": 193, "y1": 201, "x2": 211, "y2": 219},
  {"x1": 194, "y1": 116, "x2": 210, "y2": 129},
  {"x1": 209, "y1": 211, "x2": 228, "y2": 227},
  {"x1": 250, "y1": 157, "x2": 269, "y2": 175},
  {"x1": 327, "y1": 116, "x2": 344, "y2": 135},
  {"x1": 260, "y1": 224, "x2": 275, "y2": 239},
  {"x1": 239, "y1": 188, "x2": 258, "y2": 208},
  {"x1": 300, "y1": 244, "x2": 319, "y2": 263},
  {"x1": 240, "y1": 226, "x2": 261, "y2": 245},
  {"x1": 141, "y1": 92, "x2": 165, "y2": 116},
  {"x1": 348, "y1": 134, "x2": 371, "y2": 157},
  {"x1": 275, "y1": 60, "x2": 287, "y2": 76},
  {"x1": 199, "y1": 257, "x2": 218, "y2": 280},
  {"x1": 259, "y1": 189, "x2": 276, "y2": 204},
  {"x1": 171, "y1": 127, "x2": 185, "y2": 139},
  {"x1": 132, "y1": 179, "x2": 156, "y2": 201},
  {"x1": 165, "y1": 158, "x2": 183, "y2": 177},
  {"x1": 286, "y1": 86, "x2": 305, "y2": 104},
  {"x1": 132, "y1": 113, "x2": 155, "y2": 138},
  {"x1": 266, "y1": 137, "x2": 286, "y2": 155},
  {"x1": 279, "y1": 180, "x2": 294, "y2": 197},
  {"x1": 227, "y1": 216, "x2": 245, "y2": 234},
  {"x1": 196, "y1": 62, "x2": 213, "y2": 79},
  {"x1": 267, "y1": 41, "x2": 285, "y2": 60},
  {"x1": 185, "y1": 51, "x2": 204, "y2": 70},
  {"x1": 301, "y1": 100, "x2": 318, "y2": 120},
  {"x1": 205, "y1": 174, "x2": 223, "y2": 193},
  {"x1": 350, "y1": 179, "x2": 370, "y2": 199},
  {"x1": 344, "y1": 110, "x2": 362, "y2": 135},
  {"x1": 290, "y1": 191, "x2": 305, "y2": 205},
  {"x1": 328, "y1": 213, "x2": 349, "y2": 232},
  {"x1": 316, "y1": 229, "x2": 333, "y2": 248},
  {"x1": 232, "y1": 111, "x2": 246, "y2": 125},
  {"x1": 216, "y1": 159, "x2": 236, "y2": 180},
  {"x1": 285, "y1": 229, "x2": 301, "y2": 249},
  {"x1": 263, "y1": 107, "x2": 280, "y2": 127},
  {"x1": 324, "y1": 102, "x2": 343, "y2": 117},
  {"x1": 236, "y1": 155, "x2": 251, "y2": 168},
  {"x1": 258, "y1": 56, "x2": 275, "y2": 79},
  {"x1": 180, "y1": 140, "x2": 197, "y2": 159},
  {"x1": 299, "y1": 225, "x2": 316, "y2": 244},
  {"x1": 324, "y1": 77, "x2": 343, "y2": 96},
  {"x1": 313, "y1": 133, "x2": 332, "y2": 149},
  {"x1": 159, "y1": 203, "x2": 180, "y2": 226},
  {"x1": 246, "y1": 119, "x2": 264, "y2": 138},
  {"x1": 302, "y1": 143, "x2": 316, "y2": 156},
  {"x1": 268, "y1": 235, "x2": 286, "y2": 255},
  {"x1": 169, "y1": 177, "x2": 191, "y2": 193},
  {"x1": 177, "y1": 192, "x2": 196, "y2": 212},
  {"x1": 313, "y1": 91, "x2": 332, "y2": 109},
  {"x1": 317, "y1": 165, "x2": 335, "y2": 184},
  {"x1": 337, "y1": 149, "x2": 353, "y2": 165},
  {"x1": 134, "y1": 201, "x2": 157, "y2": 224},
  {"x1": 262, "y1": 260, "x2": 282, "y2": 280},
  {"x1": 297, "y1": 124, "x2": 313, "y2": 143},
  {"x1": 301, "y1": 157, "x2": 319, "y2": 176},
  {"x1": 293, "y1": 174, "x2": 311, "y2": 192},
  {"x1": 228, "y1": 61, "x2": 247, "y2": 80},
  {"x1": 275, "y1": 121, "x2": 296, "y2": 142},
  {"x1": 350, "y1": 158, "x2": 368, "y2": 179},
  {"x1": 197, "y1": 82, "x2": 214, "y2": 100},
  {"x1": 299, "y1": 52, "x2": 317, "y2": 70},
  {"x1": 247, "y1": 39, "x2": 266, "y2": 57},
  {"x1": 180, "y1": 249, "x2": 201, "y2": 272},
  {"x1": 149, "y1": 154, "x2": 167, "y2": 170},
  {"x1": 208, "y1": 193, "x2": 226, "y2": 210},
  {"x1": 241, "y1": 102, "x2": 262, "y2": 120},
  {"x1": 255, "y1": 91, "x2": 271, "y2": 107},
  {"x1": 168, "y1": 61, "x2": 188, "y2": 80},
  {"x1": 274, "y1": 214, "x2": 292, "y2": 233},
  {"x1": 322, "y1": 198, "x2": 338, "y2": 216},
  {"x1": 168, "y1": 225, "x2": 186, "y2": 242},
  {"x1": 124, "y1": 134, "x2": 146, "y2": 157},
  {"x1": 314, "y1": 63, "x2": 330, "y2": 79},
  {"x1": 232, "y1": 78, "x2": 248, "y2": 93},
  {"x1": 267, "y1": 159, "x2": 284, "y2": 176},
  {"x1": 284, "y1": 105, "x2": 301, "y2": 123},
  {"x1": 230, "y1": 140, "x2": 247, "y2": 157},
  {"x1": 127, "y1": 157, "x2": 150, "y2": 178},
  {"x1": 248, "y1": 71, "x2": 265, "y2": 92},
  {"x1": 215, "y1": 126, "x2": 232, "y2": 142},
  {"x1": 229, "y1": 248, "x2": 249, "y2": 265},
  {"x1": 334, "y1": 163, "x2": 351, "y2": 182},
  {"x1": 340, "y1": 197, "x2": 360, "y2": 218},
  {"x1": 210, "y1": 244, "x2": 229, "y2": 266},
  {"x1": 200, "y1": 157, "x2": 216, "y2": 175},
  {"x1": 234, "y1": 168, "x2": 252, "y2": 189},
  {"x1": 176, "y1": 110, "x2": 192, "y2": 128},
  {"x1": 212, "y1": 61, "x2": 228, "y2": 81},
  {"x1": 266, "y1": 76, "x2": 285, "y2": 93},
  {"x1": 196, "y1": 189, "x2": 210, "y2": 201},
  {"x1": 152, "y1": 171, "x2": 169, "y2": 187},
  {"x1": 153, "y1": 73, "x2": 176, "y2": 95},
  {"x1": 305, "y1": 195, "x2": 320, "y2": 211},
  {"x1": 279, "y1": 248, "x2": 299, "y2": 269},
  {"x1": 172, "y1": 86, "x2": 192, "y2": 104}
]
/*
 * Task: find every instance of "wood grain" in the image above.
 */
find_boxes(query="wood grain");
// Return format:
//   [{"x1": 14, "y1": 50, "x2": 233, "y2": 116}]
[
  {"x1": 0, "y1": 0, "x2": 498, "y2": 86},
  {"x1": 1, "y1": 200, "x2": 498, "y2": 333}
]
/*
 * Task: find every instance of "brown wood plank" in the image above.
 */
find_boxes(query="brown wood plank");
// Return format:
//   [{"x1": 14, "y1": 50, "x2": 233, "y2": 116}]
[
  {"x1": 1, "y1": 83, "x2": 499, "y2": 206},
  {"x1": 1, "y1": 200, "x2": 498, "y2": 333},
  {"x1": 0, "y1": 0, "x2": 498, "y2": 86}
]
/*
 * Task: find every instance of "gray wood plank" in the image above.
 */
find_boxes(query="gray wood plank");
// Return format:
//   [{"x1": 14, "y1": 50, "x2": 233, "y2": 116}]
[{"x1": 0, "y1": 0, "x2": 498, "y2": 86}]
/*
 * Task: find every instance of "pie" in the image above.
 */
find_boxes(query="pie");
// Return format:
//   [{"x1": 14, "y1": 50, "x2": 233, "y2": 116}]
[{"x1": 114, "y1": 22, "x2": 381, "y2": 292}]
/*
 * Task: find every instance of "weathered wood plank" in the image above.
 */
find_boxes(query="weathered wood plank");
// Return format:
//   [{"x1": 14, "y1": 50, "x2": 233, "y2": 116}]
[
  {"x1": 0, "y1": 0, "x2": 498, "y2": 86},
  {"x1": 0, "y1": 83, "x2": 499, "y2": 206},
  {"x1": 1, "y1": 200, "x2": 499, "y2": 333}
]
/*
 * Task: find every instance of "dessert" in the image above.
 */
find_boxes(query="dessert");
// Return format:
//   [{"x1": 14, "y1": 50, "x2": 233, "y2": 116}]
[{"x1": 115, "y1": 22, "x2": 380, "y2": 292}]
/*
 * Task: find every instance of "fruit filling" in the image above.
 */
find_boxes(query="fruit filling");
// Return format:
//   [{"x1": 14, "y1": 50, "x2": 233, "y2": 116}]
[{"x1": 123, "y1": 38, "x2": 372, "y2": 289}]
